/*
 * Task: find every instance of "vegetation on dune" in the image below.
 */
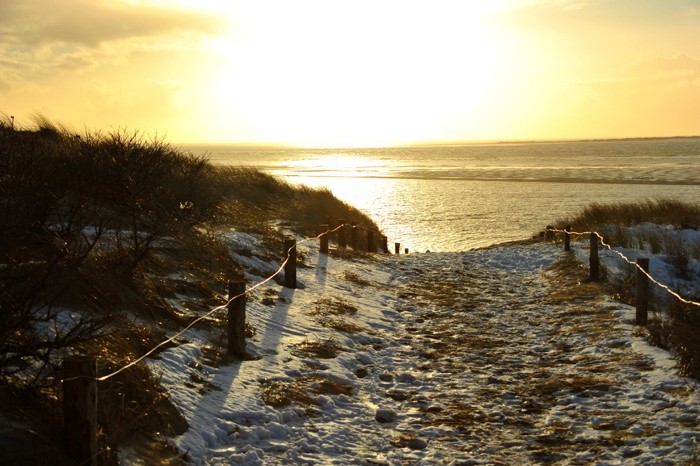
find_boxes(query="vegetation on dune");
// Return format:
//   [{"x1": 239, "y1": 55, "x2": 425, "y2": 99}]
[
  {"x1": 0, "y1": 115, "x2": 379, "y2": 463},
  {"x1": 3, "y1": 114, "x2": 699, "y2": 462},
  {"x1": 557, "y1": 199, "x2": 700, "y2": 233},
  {"x1": 555, "y1": 200, "x2": 700, "y2": 380}
]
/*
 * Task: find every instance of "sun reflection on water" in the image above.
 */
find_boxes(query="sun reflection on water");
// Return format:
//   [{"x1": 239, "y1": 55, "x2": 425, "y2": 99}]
[{"x1": 279, "y1": 155, "x2": 399, "y2": 178}]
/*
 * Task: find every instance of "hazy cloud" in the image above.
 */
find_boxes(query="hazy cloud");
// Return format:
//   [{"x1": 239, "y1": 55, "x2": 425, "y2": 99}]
[
  {"x1": 615, "y1": 54, "x2": 700, "y2": 81},
  {"x1": 582, "y1": 54, "x2": 700, "y2": 92},
  {"x1": 533, "y1": 0, "x2": 591, "y2": 10},
  {"x1": 575, "y1": 53, "x2": 700, "y2": 137},
  {"x1": 500, "y1": 0, "x2": 592, "y2": 12},
  {"x1": 0, "y1": 0, "x2": 226, "y2": 48},
  {"x1": 0, "y1": 0, "x2": 227, "y2": 88}
]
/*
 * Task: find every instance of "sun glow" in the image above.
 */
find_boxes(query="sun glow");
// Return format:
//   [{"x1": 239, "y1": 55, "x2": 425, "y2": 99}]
[
  {"x1": 204, "y1": 1, "x2": 511, "y2": 147},
  {"x1": 5, "y1": 1, "x2": 699, "y2": 145}
]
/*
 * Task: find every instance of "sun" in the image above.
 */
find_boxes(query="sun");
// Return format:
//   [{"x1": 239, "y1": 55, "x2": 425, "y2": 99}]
[{"x1": 202, "y1": 2, "x2": 510, "y2": 147}]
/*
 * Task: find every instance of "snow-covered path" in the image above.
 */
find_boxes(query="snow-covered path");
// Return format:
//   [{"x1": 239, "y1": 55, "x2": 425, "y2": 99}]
[
  {"x1": 133, "y1": 235, "x2": 699, "y2": 465},
  {"x1": 389, "y1": 245, "x2": 699, "y2": 464}
]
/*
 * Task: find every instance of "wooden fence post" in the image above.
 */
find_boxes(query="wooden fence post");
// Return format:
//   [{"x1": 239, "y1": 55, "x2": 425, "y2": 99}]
[
  {"x1": 319, "y1": 224, "x2": 329, "y2": 254},
  {"x1": 636, "y1": 258, "x2": 650, "y2": 325},
  {"x1": 338, "y1": 219, "x2": 347, "y2": 248},
  {"x1": 284, "y1": 238, "x2": 297, "y2": 289},
  {"x1": 227, "y1": 281, "x2": 247, "y2": 357},
  {"x1": 405, "y1": 248, "x2": 409, "y2": 254},
  {"x1": 63, "y1": 356, "x2": 98, "y2": 466},
  {"x1": 351, "y1": 222, "x2": 358, "y2": 250},
  {"x1": 564, "y1": 226, "x2": 571, "y2": 252},
  {"x1": 394, "y1": 242, "x2": 400, "y2": 254},
  {"x1": 382, "y1": 236, "x2": 388, "y2": 253},
  {"x1": 367, "y1": 230, "x2": 375, "y2": 253},
  {"x1": 589, "y1": 232, "x2": 600, "y2": 281}
]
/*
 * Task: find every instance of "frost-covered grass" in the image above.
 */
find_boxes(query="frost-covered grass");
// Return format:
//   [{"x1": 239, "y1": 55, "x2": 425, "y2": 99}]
[
  {"x1": 558, "y1": 200, "x2": 700, "y2": 380},
  {"x1": 558, "y1": 199, "x2": 700, "y2": 237}
]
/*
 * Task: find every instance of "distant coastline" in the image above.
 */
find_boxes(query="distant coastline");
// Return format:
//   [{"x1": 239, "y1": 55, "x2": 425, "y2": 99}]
[
  {"x1": 178, "y1": 135, "x2": 700, "y2": 151},
  {"x1": 411, "y1": 135, "x2": 700, "y2": 148},
  {"x1": 494, "y1": 135, "x2": 700, "y2": 146}
]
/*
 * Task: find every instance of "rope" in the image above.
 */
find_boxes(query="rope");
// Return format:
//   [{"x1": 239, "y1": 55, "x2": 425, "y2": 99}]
[
  {"x1": 547, "y1": 227, "x2": 700, "y2": 308},
  {"x1": 75, "y1": 222, "x2": 698, "y2": 382},
  {"x1": 95, "y1": 223, "x2": 348, "y2": 381}
]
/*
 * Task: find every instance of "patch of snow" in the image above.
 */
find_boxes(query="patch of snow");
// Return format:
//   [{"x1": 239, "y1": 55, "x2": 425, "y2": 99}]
[{"x1": 121, "y1": 229, "x2": 700, "y2": 465}]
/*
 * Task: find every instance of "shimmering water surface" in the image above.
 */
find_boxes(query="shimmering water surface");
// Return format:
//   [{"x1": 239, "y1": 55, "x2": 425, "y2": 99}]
[{"x1": 181, "y1": 139, "x2": 700, "y2": 252}]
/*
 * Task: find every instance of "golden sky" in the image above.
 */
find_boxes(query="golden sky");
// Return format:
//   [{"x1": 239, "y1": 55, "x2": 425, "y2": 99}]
[{"x1": 1, "y1": 0, "x2": 699, "y2": 147}]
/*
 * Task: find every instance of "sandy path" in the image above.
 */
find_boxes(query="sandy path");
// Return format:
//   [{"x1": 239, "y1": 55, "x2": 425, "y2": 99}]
[{"x1": 385, "y1": 244, "x2": 699, "y2": 465}]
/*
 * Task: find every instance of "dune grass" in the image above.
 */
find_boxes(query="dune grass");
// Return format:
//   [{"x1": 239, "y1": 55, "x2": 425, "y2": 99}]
[
  {"x1": 0, "y1": 115, "x2": 382, "y2": 463},
  {"x1": 555, "y1": 199, "x2": 700, "y2": 379},
  {"x1": 557, "y1": 199, "x2": 700, "y2": 232},
  {"x1": 556, "y1": 199, "x2": 700, "y2": 259}
]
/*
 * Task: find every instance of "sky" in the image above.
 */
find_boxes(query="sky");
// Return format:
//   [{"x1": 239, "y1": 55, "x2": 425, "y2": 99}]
[{"x1": 1, "y1": 0, "x2": 699, "y2": 147}]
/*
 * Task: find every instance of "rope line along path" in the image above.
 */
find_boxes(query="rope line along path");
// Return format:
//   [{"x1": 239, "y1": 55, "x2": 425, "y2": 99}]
[
  {"x1": 548, "y1": 227, "x2": 700, "y2": 309},
  {"x1": 89, "y1": 224, "x2": 346, "y2": 382},
  {"x1": 67, "y1": 222, "x2": 699, "y2": 383}
]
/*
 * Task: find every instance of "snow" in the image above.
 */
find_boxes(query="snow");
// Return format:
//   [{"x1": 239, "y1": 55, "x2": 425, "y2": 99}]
[{"x1": 121, "y1": 228, "x2": 700, "y2": 465}]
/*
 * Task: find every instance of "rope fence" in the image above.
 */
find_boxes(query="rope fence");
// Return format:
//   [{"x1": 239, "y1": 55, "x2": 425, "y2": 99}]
[
  {"x1": 58, "y1": 220, "x2": 699, "y2": 463},
  {"x1": 95, "y1": 223, "x2": 349, "y2": 382},
  {"x1": 58, "y1": 220, "x2": 395, "y2": 464},
  {"x1": 547, "y1": 226, "x2": 700, "y2": 309}
]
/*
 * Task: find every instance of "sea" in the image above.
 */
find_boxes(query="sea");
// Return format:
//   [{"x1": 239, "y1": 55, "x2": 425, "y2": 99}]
[{"x1": 179, "y1": 138, "x2": 700, "y2": 252}]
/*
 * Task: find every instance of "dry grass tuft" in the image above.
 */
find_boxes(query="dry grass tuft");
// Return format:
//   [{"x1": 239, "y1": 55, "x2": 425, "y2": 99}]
[
  {"x1": 261, "y1": 379, "x2": 316, "y2": 409},
  {"x1": 319, "y1": 318, "x2": 369, "y2": 334},
  {"x1": 343, "y1": 271, "x2": 373, "y2": 287},
  {"x1": 666, "y1": 301, "x2": 700, "y2": 379},
  {"x1": 200, "y1": 345, "x2": 228, "y2": 368},
  {"x1": 534, "y1": 375, "x2": 613, "y2": 397},
  {"x1": 260, "y1": 375, "x2": 353, "y2": 411},
  {"x1": 543, "y1": 254, "x2": 610, "y2": 305},
  {"x1": 292, "y1": 336, "x2": 343, "y2": 359},
  {"x1": 312, "y1": 297, "x2": 358, "y2": 316}
]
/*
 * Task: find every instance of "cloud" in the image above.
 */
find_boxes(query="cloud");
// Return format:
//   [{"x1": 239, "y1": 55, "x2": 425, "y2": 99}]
[
  {"x1": 582, "y1": 54, "x2": 700, "y2": 93},
  {"x1": 532, "y1": 0, "x2": 591, "y2": 9},
  {"x1": 498, "y1": 0, "x2": 592, "y2": 12},
  {"x1": 0, "y1": 0, "x2": 226, "y2": 48},
  {"x1": 0, "y1": 0, "x2": 228, "y2": 89},
  {"x1": 614, "y1": 54, "x2": 700, "y2": 81},
  {"x1": 575, "y1": 53, "x2": 700, "y2": 137},
  {"x1": 86, "y1": 78, "x2": 187, "y2": 120}
]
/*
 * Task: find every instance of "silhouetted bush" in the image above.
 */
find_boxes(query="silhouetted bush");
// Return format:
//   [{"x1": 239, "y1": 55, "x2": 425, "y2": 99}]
[
  {"x1": 0, "y1": 113, "x2": 383, "y2": 461},
  {"x1": 0, "y1": 114, "x2": 382, "y2": 381}
]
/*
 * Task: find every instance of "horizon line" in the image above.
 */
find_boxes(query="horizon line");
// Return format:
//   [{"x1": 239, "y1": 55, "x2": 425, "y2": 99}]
[{"x1": 175, "y1": 134, "x2": 700, "y2": 149}]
